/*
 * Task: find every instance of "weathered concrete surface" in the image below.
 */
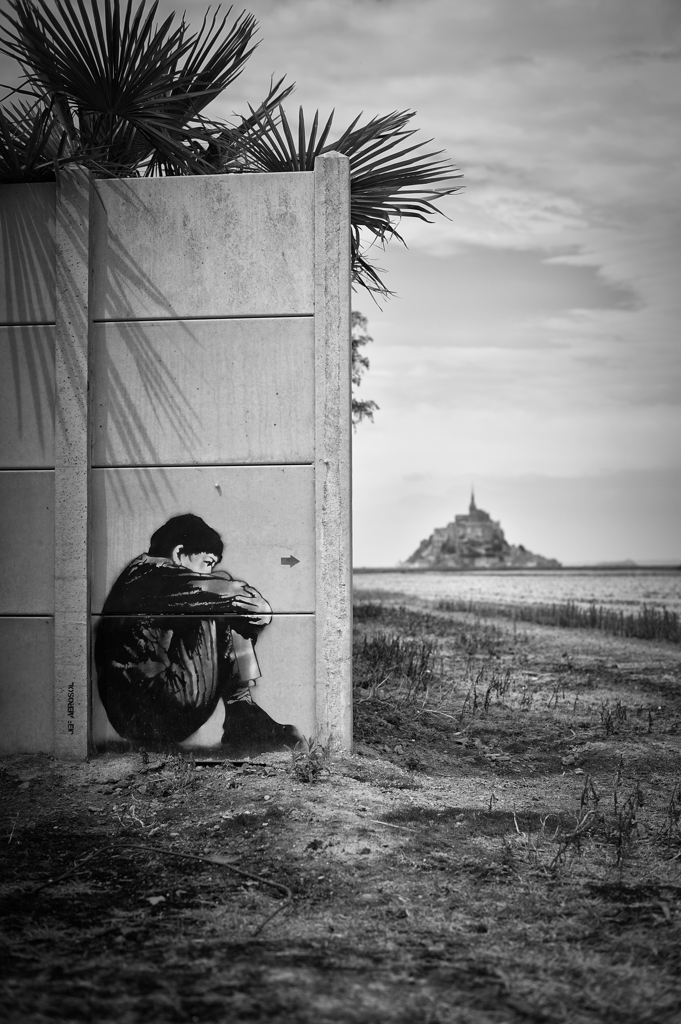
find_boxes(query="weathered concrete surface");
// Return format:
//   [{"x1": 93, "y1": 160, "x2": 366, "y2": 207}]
[
  {"x1": 91, "y1": 174, "x2": 315, "y2": 320},
  {"x1": 90, "y1": 465, "x2": 315, "y2": 614},
  {"x1": 0, "y1": 471, "x2": 54, "y2": 614},
  {"x1": 313, "y1": 153, "x2": 353, "y2": 752},
  {"x1": 0, "y1": 326, "x2": 55, "y2": 467},
  {"x1": 0, "y1": 618, "x2": 54, "y2": 752},
  {"x1": 0, "y1": 183, "x2": 56, "y2": 756},
  {"x1": 0, "y1": 183, "x2": 55, "y2": 325},
  {"x1": 91, "y1": 317, "x2": 314, "y2": 466},
  {"x1": 54, "y1": 167, "x2": 90, "y2": 759}
]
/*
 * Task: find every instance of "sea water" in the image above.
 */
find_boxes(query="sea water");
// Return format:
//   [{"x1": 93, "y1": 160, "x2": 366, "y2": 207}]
[{"x1": 353, "y1": 569, "x2": 681, "y2": 615}]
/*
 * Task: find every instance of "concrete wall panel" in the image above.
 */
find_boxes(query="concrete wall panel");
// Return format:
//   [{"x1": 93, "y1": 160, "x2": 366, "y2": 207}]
[
  {"x1": 0, "y1": 471, "x2": 54, "y2": 614},
  {"x1": 91, "y1": 465, "x2": 314, "y2": 614},
  {"x1": 0, "y1": 183, "x2": 56, "y2": 324},
  {"x1": 90, "y1": 613, "x2": 315, "y2": 750},
  {"x1": 92, "y1": 174, "x2": 314, "y2": 320},
  {"x1": 91, "y1": 318, "x2": 314, "y2": 466},
  {"x1": 0, "y1": 618, "x2": 54, "y2": 753},
  {"x1": 0, "y1": 325, "x2": 55, "y2": 467}
]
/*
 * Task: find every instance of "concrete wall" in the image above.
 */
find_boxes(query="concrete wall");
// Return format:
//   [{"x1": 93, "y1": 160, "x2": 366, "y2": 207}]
[
  {"x1": 0, "y1": 157, "x2": 352, "y2": 757},
  {"x1": 0, "y1": 184, "x2": 56, "y2": 753}
]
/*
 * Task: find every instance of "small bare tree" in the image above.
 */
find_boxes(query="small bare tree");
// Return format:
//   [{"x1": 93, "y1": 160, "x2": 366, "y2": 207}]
[{"x1": 352, "y1": 311, "x2": 379, "y2": 428}]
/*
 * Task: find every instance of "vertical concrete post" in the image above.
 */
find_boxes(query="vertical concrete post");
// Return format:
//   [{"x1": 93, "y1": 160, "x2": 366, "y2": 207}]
[
  {"x1": 314, "y1": 152, "x2": 352, "y2": 751},
  {"x1": 54, "y1": 167, "x2": 90, "y2": 758}
]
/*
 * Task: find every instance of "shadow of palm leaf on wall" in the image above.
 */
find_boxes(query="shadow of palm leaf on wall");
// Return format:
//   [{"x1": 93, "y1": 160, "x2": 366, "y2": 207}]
[
  {"x1": 91, "y1": 176, "x2": 201, "y2": 488},
  {"x1": 2, "y1": 178, "x2": 191, "y2": 509},
  {"x1": 1, "y1": 186, "x2": 56, "y2": 464},
  {"x1": 4, "y1": 324, "x2": 54, "y2": 456}
]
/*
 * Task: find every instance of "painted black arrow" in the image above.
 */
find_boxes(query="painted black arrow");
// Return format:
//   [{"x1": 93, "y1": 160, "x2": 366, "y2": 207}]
[{"x1": 280, "y1": 555, "x2": 300, "y2": 567}]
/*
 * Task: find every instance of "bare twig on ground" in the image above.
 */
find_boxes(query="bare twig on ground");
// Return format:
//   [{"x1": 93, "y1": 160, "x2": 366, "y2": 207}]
[
  {"x1": 366, "y1": 818, "x2": 418, "y2": 833},
  {"x1": 21, "y1": 842, "x2": 293, "y2": 936}
]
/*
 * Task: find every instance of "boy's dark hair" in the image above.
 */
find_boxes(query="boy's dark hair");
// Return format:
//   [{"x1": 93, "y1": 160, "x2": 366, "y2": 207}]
[{"x1": 148, "y1": 514, "x2": 223, "y2": 562}]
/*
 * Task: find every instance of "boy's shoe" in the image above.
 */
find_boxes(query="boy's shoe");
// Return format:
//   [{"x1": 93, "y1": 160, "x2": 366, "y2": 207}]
[{"x1": 221, "y1": 701, "x2": 301, "y2": 758}]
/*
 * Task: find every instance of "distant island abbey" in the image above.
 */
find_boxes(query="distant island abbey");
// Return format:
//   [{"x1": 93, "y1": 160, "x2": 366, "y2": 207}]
[{"x1": 406, "y1": 492, "x2": 561, "y2": 570}]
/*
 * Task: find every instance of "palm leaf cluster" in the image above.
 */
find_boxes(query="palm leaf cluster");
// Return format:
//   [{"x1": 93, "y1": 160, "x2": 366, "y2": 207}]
[
  {"x1": 0, "y1": 0, "x2": 462, "y2": 295},
  {"x1": 0, "y1": 97, "x2": 63, "y2": 182},
  {"x1": 0, "y1": 0, "x2": 288, "y2": 177}
]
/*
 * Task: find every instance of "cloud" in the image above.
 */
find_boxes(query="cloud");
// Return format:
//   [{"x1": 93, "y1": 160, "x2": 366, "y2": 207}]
[{"x1": 2, "y1": 0, "x2": 677, "y2": 562}]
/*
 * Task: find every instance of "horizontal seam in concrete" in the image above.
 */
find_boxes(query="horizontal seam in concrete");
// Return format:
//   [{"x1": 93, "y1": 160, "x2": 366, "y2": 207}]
[
  {"x1": 0, "y1": 468, "x2": 55, "y2": 474},
  {"x1": 92, "y1": 612, "x2": 315, "y2": 618},
  {"x1": 0, "y1": 614, "x2": 54, "y2": 619},
  {"x1": 92, "y1": 313, "x2": 315, "y2": 324},
  {"x1": 0, "y1": 321, "x2": 56, "y2": 328},
  {"x1": 91, "y1": 462, "x2": 315, "y2": 470}
]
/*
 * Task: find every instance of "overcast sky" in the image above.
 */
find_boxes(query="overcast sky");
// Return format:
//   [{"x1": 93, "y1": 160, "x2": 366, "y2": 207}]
[
  {"x1": 219, "y1": 0, "x2": 681, "y2": 567},
  {"x1": 4, "y1": 0, "x2": 680, "y2": 565}
]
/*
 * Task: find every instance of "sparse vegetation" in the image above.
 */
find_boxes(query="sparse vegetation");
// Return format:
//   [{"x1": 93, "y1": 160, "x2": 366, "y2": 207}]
[
  {"x1": 288, "y1": 736, "x2": 330, "y2": 784},
  {"x1": 436, "y1": 596, "x2": 681, "y2": 643},
  {"x1": 354, "y1": 631, "x2": 442, "y2": 699},
  {"x1": 2, "y1": 595, "x2": 681, "y2": 1022}
]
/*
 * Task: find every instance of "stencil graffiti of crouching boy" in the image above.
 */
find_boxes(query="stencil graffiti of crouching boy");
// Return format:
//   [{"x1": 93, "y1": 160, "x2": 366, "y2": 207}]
[{"x1": 95, "y1": 514, "x2": 301, "y2": 757}]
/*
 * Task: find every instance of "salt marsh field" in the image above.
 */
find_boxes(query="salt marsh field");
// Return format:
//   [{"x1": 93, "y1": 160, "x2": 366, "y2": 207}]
[{"x1": 354, "y1": 568, "x2": 681, "y2": 615}]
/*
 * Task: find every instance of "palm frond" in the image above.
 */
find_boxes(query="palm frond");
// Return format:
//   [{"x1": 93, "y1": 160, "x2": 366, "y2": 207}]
[
  {"x1": 0, "y1": 0, "x2": 262, "y2": 175},
  {"x1": 238, "y1": 103, "x2": 334, "y2": 172},
  {"x1": 239, "y1": 104, "x2": 462, "y2": 296},
  {"x1": 169, "y1": 6, "x2": 258, "y2": 116},
  {"x1": 0, "y1": 97, "x2": 64, "y2": 182},
  {"x1": 0, "y1": 1, "x2": 462, "y2": 297},
  {"x1": 200, "y1": 75, "x2": 295, "y2": 173}
]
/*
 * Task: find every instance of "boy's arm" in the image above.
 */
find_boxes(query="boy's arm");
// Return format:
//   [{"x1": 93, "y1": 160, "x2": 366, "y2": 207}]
[
  {"x1": 106, "y1": 563, "x2": 250, "y2": 616},
  {"x1": 180, "y1": 572, "x2": 272, "y2": 629},
  {"x1": 103, "y1": 560, "x2": 272, "y2": 622}
]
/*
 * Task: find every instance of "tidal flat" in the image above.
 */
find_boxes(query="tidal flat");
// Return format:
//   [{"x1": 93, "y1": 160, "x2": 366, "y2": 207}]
[{"x1": 2, "y1": 599, "x2": 680, "y2": 1024}]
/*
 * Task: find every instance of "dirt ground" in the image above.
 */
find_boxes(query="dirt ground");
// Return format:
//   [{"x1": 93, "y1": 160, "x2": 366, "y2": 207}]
[{"x1": 2, "y1": 599, "x2": 681, "y2": 1024}]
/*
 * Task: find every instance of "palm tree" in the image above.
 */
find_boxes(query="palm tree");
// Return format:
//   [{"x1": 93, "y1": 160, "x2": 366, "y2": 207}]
[{"x1": 0, "y1": 0, "x2": 462, "y2": 295}]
